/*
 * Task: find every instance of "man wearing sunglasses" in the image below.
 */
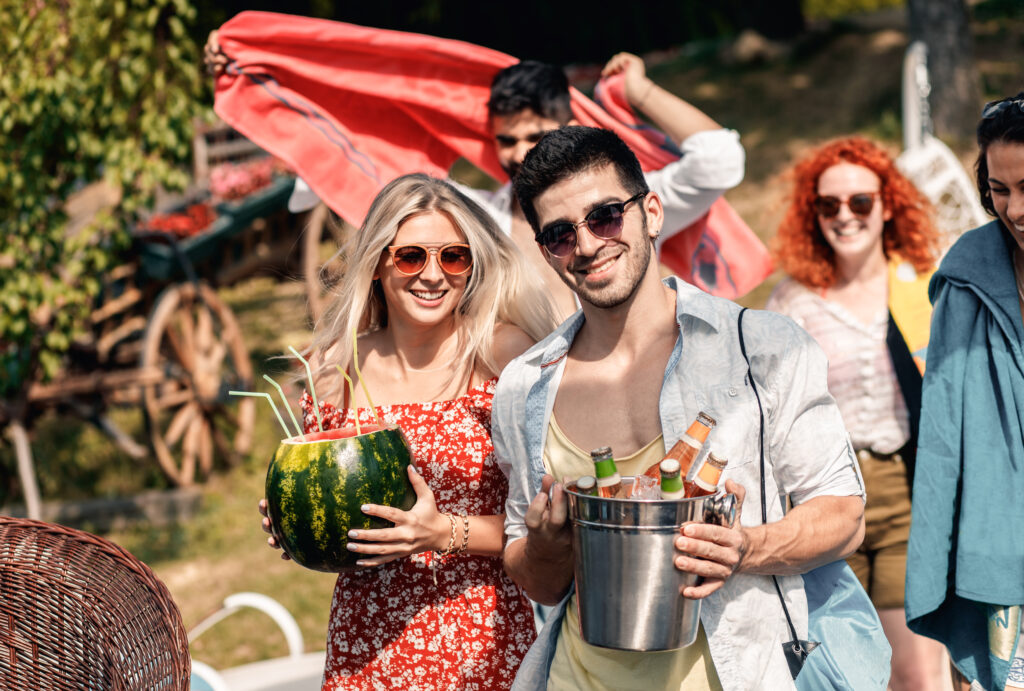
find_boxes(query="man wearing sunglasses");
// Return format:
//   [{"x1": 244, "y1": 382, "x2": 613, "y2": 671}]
[
  {"x1": 493, "y1": 127, "x2": 874, "y2": 689},
  {"x1": 453, "y1": 54, "x2": 744, "y2": 319}
]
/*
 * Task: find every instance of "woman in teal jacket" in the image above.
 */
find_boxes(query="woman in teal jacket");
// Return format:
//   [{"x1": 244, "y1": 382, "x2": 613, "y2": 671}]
[{"x1": 906, "y1": 93, "x2": 1024, "y2": 691}]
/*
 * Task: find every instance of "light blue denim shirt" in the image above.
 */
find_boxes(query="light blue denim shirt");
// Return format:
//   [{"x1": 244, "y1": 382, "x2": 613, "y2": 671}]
[{"x1": 493, "y1": 277, "x2": 865, "y2": 691}]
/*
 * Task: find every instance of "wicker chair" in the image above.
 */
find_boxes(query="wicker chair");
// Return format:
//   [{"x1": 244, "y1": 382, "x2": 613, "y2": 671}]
[{"x1": 0, "y1": 516, "x2": 190, "y2": 690}]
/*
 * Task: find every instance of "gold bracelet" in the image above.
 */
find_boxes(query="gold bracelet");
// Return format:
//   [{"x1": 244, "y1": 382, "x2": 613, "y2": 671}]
[
  {"x1": 436, "y1": 513, "x2": 457, "y2": 558},
  {"x1": 636, "y1": 80, "x2": 656, "y2": 110},
  {"x1": 457, "y1": 515, "x2": 470, "y2": 554}
]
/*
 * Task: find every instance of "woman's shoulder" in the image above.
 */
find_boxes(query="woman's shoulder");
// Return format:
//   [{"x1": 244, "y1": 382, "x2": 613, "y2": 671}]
[
  {"x1": 763, "y1": 278, "x2": 817, "y2": 315},
  {"x1": 490, "y1": 323, "x2": 536, "y2": 374}
]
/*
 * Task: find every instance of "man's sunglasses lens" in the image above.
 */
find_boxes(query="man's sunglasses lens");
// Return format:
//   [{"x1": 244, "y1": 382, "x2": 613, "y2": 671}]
[
  {"x1": 586, "y1": 204, "x2": 626, "y2": 237},
  {"x1": 814, "y1": 194, "x2": 876, "y2": 218},
  {"x1": 540, "y1": 225, "x2": 577, "y2": 256}
]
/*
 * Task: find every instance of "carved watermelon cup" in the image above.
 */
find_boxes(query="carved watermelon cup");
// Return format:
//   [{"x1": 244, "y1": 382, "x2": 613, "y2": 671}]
[{"x1": 265, "y1": 424, "x2": 417, "y2": 572}]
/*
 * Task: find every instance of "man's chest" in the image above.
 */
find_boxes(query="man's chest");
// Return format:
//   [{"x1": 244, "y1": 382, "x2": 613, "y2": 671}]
[{"x1": 552, "y1": 356, "x2": 668, "y2": 455}]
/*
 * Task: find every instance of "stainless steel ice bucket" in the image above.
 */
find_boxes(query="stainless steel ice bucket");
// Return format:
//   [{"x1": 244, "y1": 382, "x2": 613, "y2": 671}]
[{"x1": 565, "y1": 477, "x2": 736, "y2": 651}]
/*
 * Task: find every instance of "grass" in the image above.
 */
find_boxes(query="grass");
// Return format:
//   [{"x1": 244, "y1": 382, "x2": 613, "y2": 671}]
[{"x1": 3, "y1": 7, "x2": 1023, "y2": 673}]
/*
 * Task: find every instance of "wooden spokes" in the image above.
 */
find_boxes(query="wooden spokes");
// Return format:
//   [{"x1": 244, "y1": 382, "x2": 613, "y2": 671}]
[{"x1": 141, "y1": 283, "x2": 255, "y2": 486}]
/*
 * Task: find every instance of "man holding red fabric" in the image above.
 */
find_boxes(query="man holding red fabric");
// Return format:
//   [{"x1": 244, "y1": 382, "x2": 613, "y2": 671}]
[{"x1": 205, "y1": 28, "x2": 745, "y2": 317}]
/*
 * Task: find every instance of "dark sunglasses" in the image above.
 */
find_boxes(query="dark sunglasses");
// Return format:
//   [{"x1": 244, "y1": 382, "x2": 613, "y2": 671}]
[
  {"x1": 813, "y1": 192, "x2": 880, "y2": 219},
  {"x1": 536, "y1": 192, "x2": 647, "y2": 257},
  {"x1": 386, "y1": 243, "x2": 473, "y2": 276},
  {"x1": 981, "y1": 97, "x2": 1024, "y2": 120}
]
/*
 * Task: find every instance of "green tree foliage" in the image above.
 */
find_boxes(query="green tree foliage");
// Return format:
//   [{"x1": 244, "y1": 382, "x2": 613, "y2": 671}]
[{"x1": 0, "y1": 0, "x2": 201, "y2": 398}]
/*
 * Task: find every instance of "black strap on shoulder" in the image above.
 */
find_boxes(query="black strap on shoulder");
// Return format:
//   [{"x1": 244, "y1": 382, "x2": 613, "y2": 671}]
[
  {"x1": 738, "y1": 308, "x2": 800, "y2": 644},
  {"x1": 885, "y1": 311, "x2": 921, "y2": 490}
]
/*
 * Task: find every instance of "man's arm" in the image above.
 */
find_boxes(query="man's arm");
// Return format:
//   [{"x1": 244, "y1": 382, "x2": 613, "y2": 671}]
[
  {"x1": 602, "y1": 52, "x2": 720, "y2": 146},
  {"x1": 503, "y1": 475, "x2": 575, "y2": 605}
]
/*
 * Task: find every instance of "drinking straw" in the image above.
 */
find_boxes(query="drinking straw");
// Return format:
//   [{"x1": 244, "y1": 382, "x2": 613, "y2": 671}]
[
  {"x1": 228, "y1": 391, "x2": 291, "y2": 438},
  {"x1": 262, "y1": 374, "x2": 303, "y2": 438},
  {"x1": 288, "y1": 346, "x2": 323, "y2": 432},
  {"x1": 335, "y1": 366, "x2": 361, "y2": 436},
  {"x1": 351, "y1": 328, "x2": 383, "y2": 427}
]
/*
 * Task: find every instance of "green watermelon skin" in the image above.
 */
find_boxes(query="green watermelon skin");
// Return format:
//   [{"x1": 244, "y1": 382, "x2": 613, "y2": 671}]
[{"x1": 266, "y1": 426, "x2": 417, "y2": 572}]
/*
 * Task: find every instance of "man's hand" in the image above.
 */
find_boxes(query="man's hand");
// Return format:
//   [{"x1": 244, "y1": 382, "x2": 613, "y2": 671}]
[
  {"x1": 504, "y1": 474, "x2": 574, "y2": 605},
  {"x1": 524, "y1": 474, "x2": 572, "y2": 560},
  {"x1": 601, "y1": 52, "x2": 653, "y2": 110},
  {"x1": 674, "y1": 480, "x2": 747, "y2": 599},
  {"x1": 203, "y1": 30, "x2": 229, "y2": 76}
]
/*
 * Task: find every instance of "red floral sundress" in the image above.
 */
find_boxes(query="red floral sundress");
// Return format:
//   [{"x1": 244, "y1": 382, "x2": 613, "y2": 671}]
[{"x1": 298, "y1": 378, "x2": 535, "y2": 691}]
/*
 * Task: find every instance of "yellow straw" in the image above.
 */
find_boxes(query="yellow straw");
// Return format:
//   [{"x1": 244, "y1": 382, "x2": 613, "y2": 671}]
[
  {"x1": 351, "y1": 327, "x2": 383, "y2": 427},
  {"x1": 262, "y1": 374, "x2": 303, "y2": 438},
  {"x1": 228, "y1": 391, "x2": 291, "y2": 438},
  {"x1": 336, "y1": 366, "x2": 361, "y2": 436},
  {"x1": 288, "y1": 346, "x2": 323, "y2": 432}
]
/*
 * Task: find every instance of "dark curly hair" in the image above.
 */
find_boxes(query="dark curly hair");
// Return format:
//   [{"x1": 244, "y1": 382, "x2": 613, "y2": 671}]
[
  {"x1": 773, "y1": 136, "x2": 939, "y2": 289},
  {"x1": 975, "y1": 92, "x2": 1024, "y2": 217}
]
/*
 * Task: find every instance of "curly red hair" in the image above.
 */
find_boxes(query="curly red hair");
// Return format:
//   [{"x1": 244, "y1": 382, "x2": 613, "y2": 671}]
[{"x1": 773, "y1": 136, "x2": 939, "y2": 289}]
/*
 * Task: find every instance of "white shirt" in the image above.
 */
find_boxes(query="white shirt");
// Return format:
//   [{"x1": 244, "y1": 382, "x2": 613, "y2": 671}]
[{"x1": 765, "y1": 278, "x2": 911, "y2": 454}]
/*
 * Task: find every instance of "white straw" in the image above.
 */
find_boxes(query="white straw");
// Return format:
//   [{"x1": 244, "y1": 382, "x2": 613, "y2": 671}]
[
  {"x1": 262, "y1": 374, "x2": 303, "y2": 437},
  {"x1": 289, "y1": 346, "x2": 323, "y2": 432},
  {"x1": 229, "y1": 391, "x2": 291, "y2": 438}
]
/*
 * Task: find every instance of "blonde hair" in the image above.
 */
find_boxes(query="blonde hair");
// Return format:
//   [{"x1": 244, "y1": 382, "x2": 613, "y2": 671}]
[{"x1": 310, "y1": 173, "x2": 559, "y2": 395}]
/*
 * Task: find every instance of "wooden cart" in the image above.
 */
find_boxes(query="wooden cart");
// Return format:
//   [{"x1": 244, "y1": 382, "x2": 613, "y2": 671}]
[{"x1": 6, "y1": 123, "x2": 343, "y2": 506}]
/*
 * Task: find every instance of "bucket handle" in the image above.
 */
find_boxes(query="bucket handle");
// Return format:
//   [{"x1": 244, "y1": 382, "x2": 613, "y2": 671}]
[{"x1": 703, "y1": 492, "x2": 737, "y2": 528}]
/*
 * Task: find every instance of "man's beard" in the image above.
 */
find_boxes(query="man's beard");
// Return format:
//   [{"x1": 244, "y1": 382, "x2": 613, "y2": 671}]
[{"x1": 568, "y1": 233, "x2": 653, "y2": 310}]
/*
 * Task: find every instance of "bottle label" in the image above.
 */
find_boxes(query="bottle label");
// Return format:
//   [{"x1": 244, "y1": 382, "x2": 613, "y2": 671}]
[
  {"x1": 693, "y1": 463, "x2": 721, "y2": 492},
  {"x1": 593, "y1": 457, "x2": 617, "y2": 479},
  {"x1": 596, "y1": 473, "x2": 621, "y2": 488},
  {"x1": 660, "y1": 488, "x2": 685, "y2": 500}
]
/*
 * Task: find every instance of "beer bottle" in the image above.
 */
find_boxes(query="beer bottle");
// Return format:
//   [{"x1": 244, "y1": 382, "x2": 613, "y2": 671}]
[
  {"x1": 658, "y1": 458, "x2": 685, "y2": 500},
  {"x1": 575, "y1": 475, "x2": 599, "y2": 497},
  {"x1": 590, "y1": 447, "x2": 622, "y2": 498},
  {"x1": 641, "y1": 411, "x2": 716, "y2": 480},
  {"x1": 684, "y1": 452, "x2": 728, "y2": 498}
]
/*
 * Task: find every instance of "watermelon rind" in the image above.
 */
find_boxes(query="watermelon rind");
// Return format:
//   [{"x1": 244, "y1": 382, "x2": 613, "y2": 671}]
[{"x1": 265, "y1": 425, "x2": 417, "y2": 572}]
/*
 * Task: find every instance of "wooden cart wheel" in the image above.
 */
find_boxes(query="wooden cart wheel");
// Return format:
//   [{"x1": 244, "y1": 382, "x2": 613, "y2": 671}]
[
  {"x1": 303, "y1": 202, "x2": 349, "y2": 323},
  {"x1": 141, "y1": 282, "x2": 255, "y2": 486}
]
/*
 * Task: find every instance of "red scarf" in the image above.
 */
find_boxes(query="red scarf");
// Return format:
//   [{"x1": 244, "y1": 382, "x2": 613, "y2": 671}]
[{"x1": 214, "y1": 11, "x2": 772, "y2": 298}]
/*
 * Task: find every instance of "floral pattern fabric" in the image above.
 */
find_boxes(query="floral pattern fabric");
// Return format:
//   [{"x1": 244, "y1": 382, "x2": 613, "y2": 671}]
[{"x1": 299, "y1": 378, "x2": 535, "y2": 691}]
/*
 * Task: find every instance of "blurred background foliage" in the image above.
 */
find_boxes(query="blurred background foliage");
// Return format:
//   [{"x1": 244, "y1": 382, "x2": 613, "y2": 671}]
[{"x1": 0, "y1": 0, "x2": 202, "y2": 398}]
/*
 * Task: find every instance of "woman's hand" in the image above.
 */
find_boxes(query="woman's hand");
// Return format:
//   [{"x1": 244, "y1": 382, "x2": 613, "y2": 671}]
[
  {"x1": 345, "y1": 464, "x2": 450, "y2": 567},
  {"x1": 258, "y1": 498, "x2": 291, "y2": 560}
]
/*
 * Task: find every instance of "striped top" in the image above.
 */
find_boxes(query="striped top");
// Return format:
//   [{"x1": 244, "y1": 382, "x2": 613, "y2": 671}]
[{"x1": 766, "y1": 278, "x2": 910, "y2": 454}]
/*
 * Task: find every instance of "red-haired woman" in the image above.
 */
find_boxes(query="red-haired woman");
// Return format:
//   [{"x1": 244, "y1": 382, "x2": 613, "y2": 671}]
[{"x1": 766, "y1": 136, "x2": 946, "y2": 690}]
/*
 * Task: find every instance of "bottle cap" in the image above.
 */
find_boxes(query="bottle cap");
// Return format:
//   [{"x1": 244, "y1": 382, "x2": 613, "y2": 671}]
[
  {"x1": 707, "y1": 452, "x2": 727, "y2": 469},
  {"x1": 659, "y1": 458, "x2": 681, "y2": 476},
  {"x1": 686, "y1": 412, "x2": 716, "y2": 443},
  {"x1": 589, "y1": 446, "x2": 613, "y2": 460},
  {"x1": 576, "y1": 475, "x2": 597, "y2": 491}
]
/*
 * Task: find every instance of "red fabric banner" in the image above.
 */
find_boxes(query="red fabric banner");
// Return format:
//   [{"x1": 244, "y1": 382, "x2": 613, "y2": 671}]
[{"x1": 215, "y1": 11, "x2": 772, "y2": 298}]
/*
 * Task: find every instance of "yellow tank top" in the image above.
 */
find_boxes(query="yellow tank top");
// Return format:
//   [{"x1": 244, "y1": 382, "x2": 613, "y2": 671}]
[{"x1": 542, "y1": 416, "x2": 722, "y2": 691}]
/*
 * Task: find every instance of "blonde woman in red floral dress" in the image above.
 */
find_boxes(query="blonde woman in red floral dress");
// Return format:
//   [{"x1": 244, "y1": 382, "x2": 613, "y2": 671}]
[{"x1": 261, "y1": 174, "x2": 559, "y2": 690}]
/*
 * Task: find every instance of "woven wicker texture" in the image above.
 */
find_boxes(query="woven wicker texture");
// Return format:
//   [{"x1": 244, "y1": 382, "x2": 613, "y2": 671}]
[{"x1": 0, "y1": 516, "x2": 190, "y2": 690}]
